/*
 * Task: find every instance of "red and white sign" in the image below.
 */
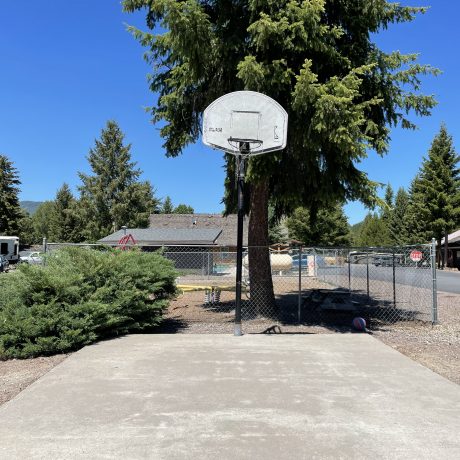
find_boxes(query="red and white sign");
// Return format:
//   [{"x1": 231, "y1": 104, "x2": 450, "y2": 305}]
[{"x1": 410, "y1": 250, "x2": 423, "y2": 262}]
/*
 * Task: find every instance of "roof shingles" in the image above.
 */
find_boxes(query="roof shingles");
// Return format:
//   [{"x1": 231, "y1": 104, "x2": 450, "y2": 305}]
[
  {"x1": 99, "y1": 228, "x2": 222, "y2": 246},
  {"x1": 148, "y1": 214, "x2": 248, "y2": 247},
  {"x1": 99, "y1": 214, "x2": 247, "y2": 247}
]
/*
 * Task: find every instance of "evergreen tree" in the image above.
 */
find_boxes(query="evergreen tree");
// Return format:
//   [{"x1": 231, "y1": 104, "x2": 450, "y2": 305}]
[
  {"x1": 78, "y1": 121, "x2": 160, "y2": 241},
  {"x1": 287, "y1": 204, "x2": 350, "y2": 246},
  {"x1": 124, "y1": 0, "x2": 439, "y2": 308},
  {"x1": 162, "y1": 196, "x2": 174, "y2": 214},
  {"x1": 174, "y1": 204, "x2": 194, "y2": 214},
  {"x1": 160, "y1": 196, "x2": 194, "y2": 214},
  {"x1": 54, "y1": 184, "x2": 80, "y2": 242},
  {"x1": 32, "y1": 201, "x2": 58, "y2": 241},
  {"x1": 268, "y1": 220, "x2": 288, "y2": 245},
  {"x1": 355, "y1": 213, "x2": 390, "y2": 247},
  {"x1": 286, "y1": 208, "x2": 310, "y2": 244},
  {"x1": 406, "y1": 174, "x2": 426, "y2": 244},
  {"x1": 407, "y1": 125, "x2": 460, "y2": 266},
  {"x1": 382, "y1": 184, "x2": 394, "y2": 223},
  {"x1": 268, "y1": 206, "x2": 288, "y2": 245},
  {"x1": 349, "y1": 221, "x2": 364, "y2": 246},
  {"x1": 389, "y1": 187, "x2": 410, "y2": 245},
  {"x1": 0, "y1": 155, "x2": 22, "y2": 235},
  {"x1": 17, "y1": 210, "x2": 39, "y2": 245}
]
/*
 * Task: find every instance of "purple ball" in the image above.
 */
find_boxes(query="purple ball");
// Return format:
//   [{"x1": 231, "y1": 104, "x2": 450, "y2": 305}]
[{"x1": 352, "y1": 317, "x2": 367, "y2": 331}]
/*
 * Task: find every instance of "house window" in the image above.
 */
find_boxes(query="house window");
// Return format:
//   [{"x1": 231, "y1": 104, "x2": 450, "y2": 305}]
[{"x1": 1, "y1": 243, "x2": 7, "y2": 255}]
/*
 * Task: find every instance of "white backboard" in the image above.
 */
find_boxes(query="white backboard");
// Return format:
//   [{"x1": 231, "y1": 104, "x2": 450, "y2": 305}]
[{"x1": 203, "y1": 91, "x2": 288, "y2": 155}]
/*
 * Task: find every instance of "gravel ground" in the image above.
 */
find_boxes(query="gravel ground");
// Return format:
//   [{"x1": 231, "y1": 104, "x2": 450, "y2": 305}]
[
  {"x1": 0, "y1": 354, "x2": 68, "y2": 406},
  {"x1": 373, "y1": 291, "x2": 460, "y2": 385},
  {"x1": 0, "y1": 290, "x2": 457, "y2": 407}
]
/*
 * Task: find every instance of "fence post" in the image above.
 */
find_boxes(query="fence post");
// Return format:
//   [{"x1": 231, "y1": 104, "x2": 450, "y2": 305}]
[
  {"x1": 298, "y1": 246, "x2": 302, "y2": 324},
  {"x1": 392, "y1": 250, "x2": 396, "y2": 308},
  {"x1": 431, "y1": 238, "x2": 439, "y2": 324},
  {"x1": 42, "y1": 237, "x2": 47, "y2": 253},
  {"x1": 366, "y1": 251, "x2": 370, "y2": 298},
  {"x1": 334, "y1": 249, "x2": 340, "y2": 287},
  {"x1": 348, "y1": 252, "x2": 351, "y2": 294},
  {"x1": 234, "y1": 149, "x2": 246, "y2": 337}
]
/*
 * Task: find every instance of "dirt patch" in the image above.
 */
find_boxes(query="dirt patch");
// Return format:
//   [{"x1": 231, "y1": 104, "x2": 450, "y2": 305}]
[{"x1": 0, "y1": 354, "x2": 68, "y2": 406}]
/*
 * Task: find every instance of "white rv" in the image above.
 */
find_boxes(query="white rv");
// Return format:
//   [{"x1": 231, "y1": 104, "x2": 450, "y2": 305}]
[{"x1": 0, "y1": 236, "x2": 20, "y2": 263}]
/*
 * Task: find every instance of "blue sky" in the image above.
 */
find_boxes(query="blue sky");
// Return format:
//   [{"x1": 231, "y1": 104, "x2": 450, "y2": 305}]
[{"x1": 1, "y1": 0, "x2": 458, "y2": 224}]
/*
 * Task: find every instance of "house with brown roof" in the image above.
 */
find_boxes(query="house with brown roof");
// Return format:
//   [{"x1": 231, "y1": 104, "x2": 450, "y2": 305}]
[
  {"x1": 98, "y1": 214, "x2": 248, "y2": 274},
  {"x1": 99, "y1": 214, "x2": 248, "y2": 248},
  {"x1": 148, "y1": 213, "x2": 248, "y2": 248}
]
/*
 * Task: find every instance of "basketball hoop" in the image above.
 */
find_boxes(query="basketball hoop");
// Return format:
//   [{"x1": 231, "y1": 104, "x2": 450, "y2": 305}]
[
  {"x1": 228, "y1": 137, "x2": 263, "y2": 153},
  {"x1": 203, "y1": 91, "x2": 288, "y2": 155},
  {"x1": 202, "y1": 91, "x2": 288, "y2": 336}
]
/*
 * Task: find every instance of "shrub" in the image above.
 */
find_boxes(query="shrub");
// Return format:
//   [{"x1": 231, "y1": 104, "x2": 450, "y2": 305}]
[{"x1": 0, "y1": 247, "x2": 177, "y2": 358}]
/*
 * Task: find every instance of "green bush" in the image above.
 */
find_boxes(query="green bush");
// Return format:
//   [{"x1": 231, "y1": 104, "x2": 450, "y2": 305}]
[{"x1": 0, "y1": 247, "x2": 177, "y2": 358}]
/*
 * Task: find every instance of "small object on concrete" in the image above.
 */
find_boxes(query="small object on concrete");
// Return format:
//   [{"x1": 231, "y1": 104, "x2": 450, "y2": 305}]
[
  {"x1": 263, "y1": 325, "x2": 282, "y2": 334},
  {"x1": 352, "y1": 317, "x2": 367, "y2": 331}
]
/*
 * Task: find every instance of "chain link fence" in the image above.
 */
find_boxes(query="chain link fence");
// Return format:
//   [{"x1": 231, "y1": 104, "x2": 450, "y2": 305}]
[
  {"x1": 44, "y1": 241, "x2": 437, "y2": 330},
  {"x1": 309, "y1": 245, "x2": 435, "y2": 325},
  {"x1": 161, "y1": 244, "x2": 436, "y2": 328}
]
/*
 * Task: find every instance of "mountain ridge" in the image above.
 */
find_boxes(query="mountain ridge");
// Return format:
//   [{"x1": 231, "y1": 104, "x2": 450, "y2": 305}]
[{"x1": 20, "y1": 201, "x2": 43, "y2": 215}]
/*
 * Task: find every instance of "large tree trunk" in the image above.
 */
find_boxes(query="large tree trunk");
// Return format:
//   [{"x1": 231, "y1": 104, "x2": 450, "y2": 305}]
[{"x1": 248, "y1": 180, "x2": 277, "y2": 316}]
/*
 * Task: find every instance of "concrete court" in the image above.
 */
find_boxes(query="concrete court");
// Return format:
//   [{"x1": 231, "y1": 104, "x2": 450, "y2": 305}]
[{"x1": 0, "y1": 335, "x2": 459, "y2": 460}]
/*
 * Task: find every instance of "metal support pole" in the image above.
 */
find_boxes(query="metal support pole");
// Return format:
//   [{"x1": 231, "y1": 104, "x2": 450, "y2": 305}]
[
  {"x1": 392, "y1": 250, "x2": 396, "y2": 309},
  {"x1": 348, "y1": 252, "x2": 351, "y2": 294},
  {"x1": 335, "y1": 249, "x2": 338, "y2": 287},
  {"x1": 431, "y1": 238, "x2": 438, "y2": 324},
  {"x1": 444, "y1": 230, "x2": 448, "y2": 269},
  {"x1": 366, "y1": 252, "x2": 370, "y2": 298},
  {"x1": 234, "y1": 143, "x2": 248, "y2": 336},
  {"x1": 298, "y1": 246, "x2": 302, "y2": 324},
  {"x1": 42, "y1": 237, "x2": 47, "y2": 254}
]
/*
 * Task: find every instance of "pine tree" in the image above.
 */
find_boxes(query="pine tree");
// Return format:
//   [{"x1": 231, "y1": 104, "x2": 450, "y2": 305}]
[
  {"x1": 389, "y1": 187, "x2": 410, "y2": 245},
  {"x1": 17, "y1": 210, "x2": 38, "y2": 245},
  {"x1": 407, "y1": 125, "x2": 460, "y2": 267},
  {"x1": 286, "y1": 207, "x2": 311, "y2": 244},
  {"x1": 268, "y1": 206, "x2": 288, "y2": 245},
  {"x1": 355, "y1": 213, "x2": 390, "y2": 247},
  {"x1": 0, "y1": 155, "x2": 22, "y2": 235},
  {"x1": 287, "y1": 204, "x2": 350, "y2": 246},
  {"x1": 161, "y1": 196, "x2": 174, "y2": 214},
  {"x1": 382, "y1": 184, "x2": 394, "y2": 223},
  {"x1": 349, "y1": 221, "x2": 364, "y2": 246},
  {"x1": 124, "y1": 0, "x2": 439, "y2": 308},
  {"x1": 53, "y1": 184, "x2": 81, "y2": 242},
  {"x1": 78, "y1": 121, "x2": 160, "y2": 241},
  {"x1": 32, "y1": 201, "x2": 58, "y2": 241},
  {"x1": 406, "y1": 175, "x2": 425, "y2": 243},
  {"x1": 174, "y1": 204, "x2": 194, "y2": 214}
]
